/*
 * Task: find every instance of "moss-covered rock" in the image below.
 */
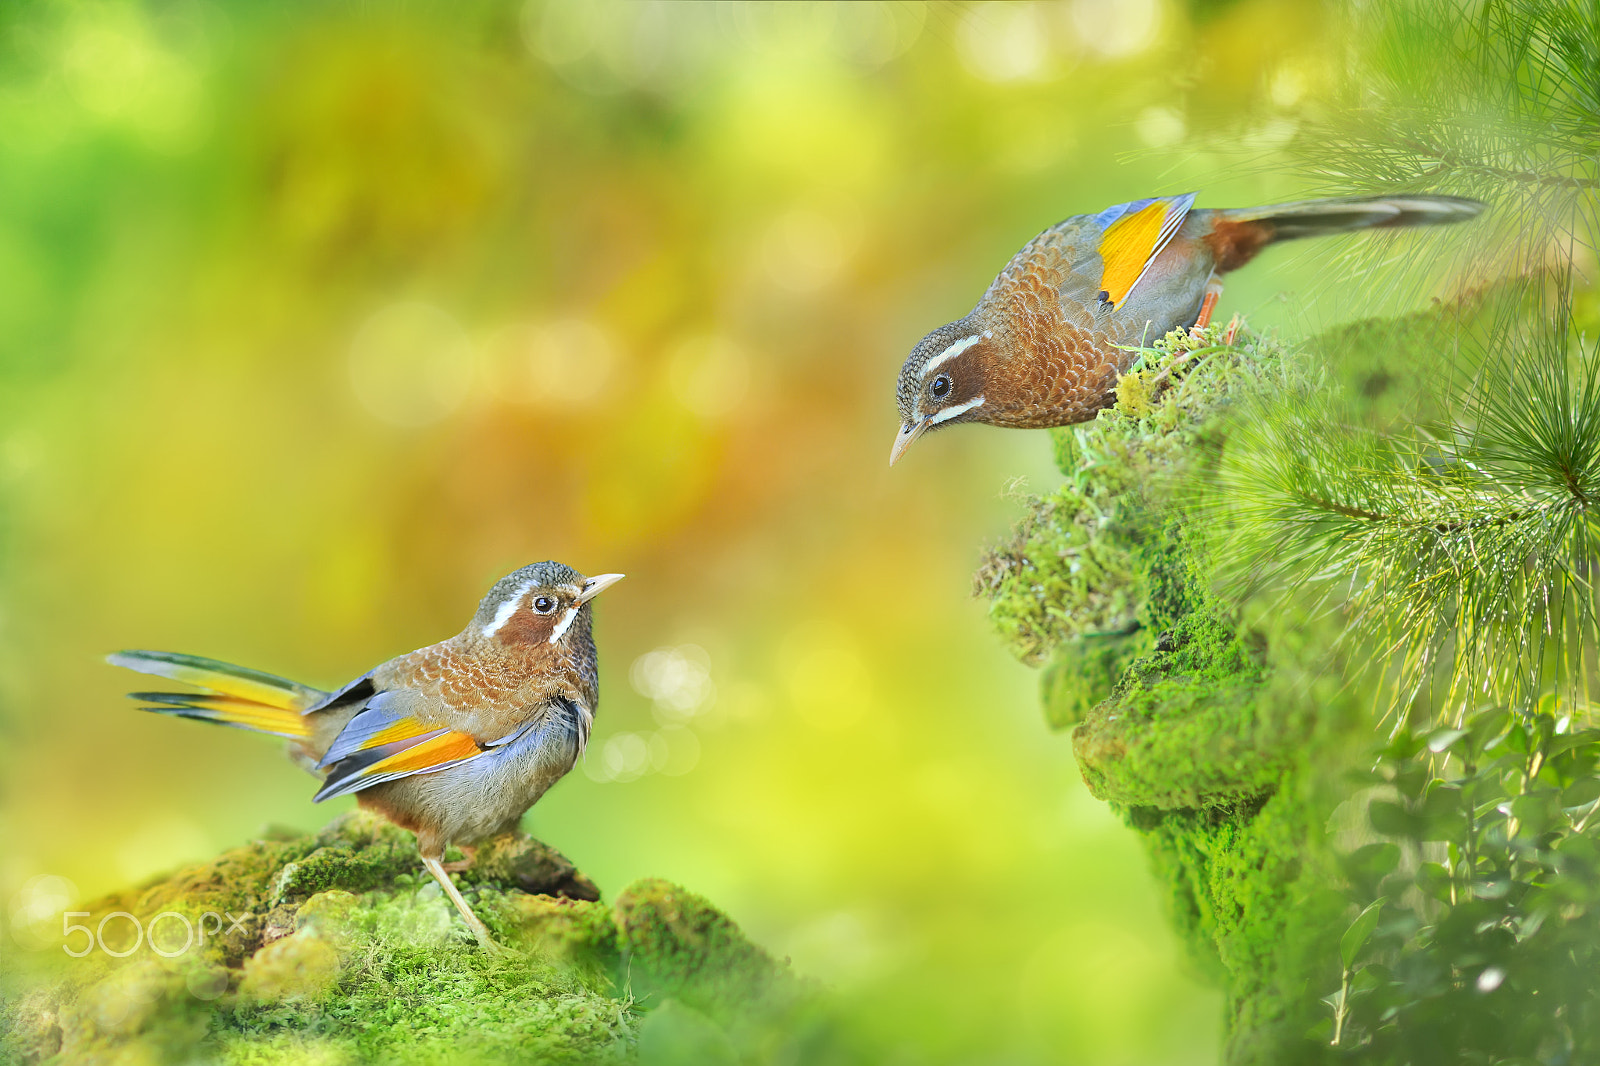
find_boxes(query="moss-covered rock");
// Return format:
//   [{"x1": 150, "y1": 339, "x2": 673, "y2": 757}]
[
  {"x1": 977, "y1": 324, "x2": 1365, "y2": 1065},
  {"x1": 0, "y1": 811, "x2": 802, "y2": 1065}
]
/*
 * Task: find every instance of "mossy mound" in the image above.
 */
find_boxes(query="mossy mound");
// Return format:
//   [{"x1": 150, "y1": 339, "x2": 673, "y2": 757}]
[
  {"x1": 1, "y1": 811, "x2": 802, "y2": 1065},
  {"x1": 975, "y1": 325, "x2": 1297, "y2": 670}
]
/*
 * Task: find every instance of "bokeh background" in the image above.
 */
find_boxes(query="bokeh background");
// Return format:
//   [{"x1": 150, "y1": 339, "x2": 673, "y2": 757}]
[{"x1": 0, "y1": 2, "x2": 1369, "y2": 1061}]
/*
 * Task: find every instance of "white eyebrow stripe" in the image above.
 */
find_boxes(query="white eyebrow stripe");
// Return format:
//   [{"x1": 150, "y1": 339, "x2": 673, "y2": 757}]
[
  {"x1": 927, "y1": 394, "x2": 985, "y2": 426},
  {"x1": 548, "y1": 606, "x2": 580, "y2": 644},
  {"x1": 482, "y1": 580, "x2": 536, "y2": 637},
  {"x1": 922, "y1": 335, "x2": 983, "y2": 376}
]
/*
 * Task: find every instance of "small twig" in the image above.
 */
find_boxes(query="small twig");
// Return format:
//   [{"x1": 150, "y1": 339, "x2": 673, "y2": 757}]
[{"x1": 1331, "y1": 970, "x2": 1351, "y2": 1046}]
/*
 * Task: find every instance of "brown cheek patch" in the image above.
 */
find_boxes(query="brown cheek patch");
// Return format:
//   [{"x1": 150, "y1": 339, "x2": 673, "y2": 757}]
[{"x1": 497, "y1": 608, "x2": 556, "y2": 645}]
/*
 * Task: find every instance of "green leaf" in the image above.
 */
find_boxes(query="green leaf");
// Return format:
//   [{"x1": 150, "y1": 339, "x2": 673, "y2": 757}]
[
  {"x1": 1345, "y1": 842, "x2": 1402, "y2": 884},
  {"x1": 1417, "y1": 862, "x2": 1454, "y2": 903},
  {"x1": 1544, "y1": 732, "x2": 1599, "y2": 757},
  {"x1": 1341, "y1": 898, "x2": 1387, "y2": 970},
  {"x1": 1512, "y1": 792, "x2": 1561, "y2": 837},
  {"x1": 1350, "y1": 966, "x2": 1386, "y2": 993},
  {"x1": 1468, "y1": 708, "x2": 1511, "y2": 751},
  {"x1": 1561, "y1": 776, "x2": 1600, "y2": 810},
  {"x1": 1370, "y1": 800, "x2": 1420, "y2": 838}
]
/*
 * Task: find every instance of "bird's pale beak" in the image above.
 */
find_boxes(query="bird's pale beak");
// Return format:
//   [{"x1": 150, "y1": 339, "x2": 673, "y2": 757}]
[
  {"x1": 889, "y1": 420, "x2": 929, "y2": 467},
  {"x1": 578, "y1": 573, "x2": 626, "y2": 603}
]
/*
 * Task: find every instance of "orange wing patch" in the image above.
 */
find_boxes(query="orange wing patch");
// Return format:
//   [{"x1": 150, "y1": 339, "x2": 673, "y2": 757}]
[
  {"x1": 365, "y1": 717, "x2": 442, "y2": 749},
  {"x1": 363, "y1": 731, "x2": 482, "y2": 777},
  {"x1": 1098, "y1": 201, "x2": 1170, "y2": 307},
  {"x1": 313, "y1": 724, "x2": 485, "y2": 802}
]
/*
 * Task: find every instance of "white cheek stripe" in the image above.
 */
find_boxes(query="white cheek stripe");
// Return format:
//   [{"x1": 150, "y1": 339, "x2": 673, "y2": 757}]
[
  {"x1": 927, "y1": 394, "x2": 985, "y2": 426},
  {"x1": 548, "y1": 606, "x2": 580, "y2": 644},
  {"x1": 482, "y1": 580, "x2": 535, "y2": 637},
  {"x1": 922, "y1": 335, "x2": 982, "y2": 376}
]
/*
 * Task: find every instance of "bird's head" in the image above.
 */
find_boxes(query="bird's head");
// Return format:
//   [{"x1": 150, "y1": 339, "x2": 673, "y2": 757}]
[
  {"x1": 473, "y1": 562, "x2": 624, "y2": 650},
  {"x1": 891, "y1": 321, "x2": 994, "y2": 466}
]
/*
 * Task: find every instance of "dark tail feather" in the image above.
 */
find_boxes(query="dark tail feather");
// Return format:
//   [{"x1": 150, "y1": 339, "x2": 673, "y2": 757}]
[
  {"x1": 1204, "y1": 195, "x2": 1484, "y2": 271},
  {"x1": 1219, "y1": 195, "x2": 1485, "y2": 241},
  {"x1": 108, "y1": 650, "x2": 326, "y2": 710}
]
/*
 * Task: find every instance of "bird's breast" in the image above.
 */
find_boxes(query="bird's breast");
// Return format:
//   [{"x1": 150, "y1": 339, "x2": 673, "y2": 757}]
[
  {"x1": 376, "y1": 641, "x2": 590, "y2": 740},
  {"x1": 975, "y1": 238, "x2": 1132, "y2": 428}
]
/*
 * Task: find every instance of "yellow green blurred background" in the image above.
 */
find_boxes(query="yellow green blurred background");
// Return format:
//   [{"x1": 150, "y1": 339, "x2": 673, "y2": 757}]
[{"x1": 0, "y1": 1, "x2": 1365, "y2": 1061}]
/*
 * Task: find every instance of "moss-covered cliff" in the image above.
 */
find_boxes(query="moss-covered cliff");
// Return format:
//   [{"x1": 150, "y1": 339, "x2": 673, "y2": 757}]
[
  {"x1": 977, "y1": 324, "x2": 1361, "y2": 1064},
  {"x1": 1, "y1": 811, "x2": 804, "y2": 1065}
]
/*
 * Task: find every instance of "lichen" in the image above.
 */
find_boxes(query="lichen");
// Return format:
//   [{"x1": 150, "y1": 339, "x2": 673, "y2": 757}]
[{"x1": 0, "y1": 811, "x2": 802, "y2": 1065}]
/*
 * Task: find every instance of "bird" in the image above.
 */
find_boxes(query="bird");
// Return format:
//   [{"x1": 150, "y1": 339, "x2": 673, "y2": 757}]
[
  {"x1": 107, "y1": 562, "x2": 625, "y2": 950},
  {"x1": 889, "y1": 193, "x2": 1485, "y2": 465}
]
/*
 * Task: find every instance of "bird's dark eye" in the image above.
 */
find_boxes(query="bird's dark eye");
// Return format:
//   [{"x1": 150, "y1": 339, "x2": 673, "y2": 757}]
[
  {"x1": 929, "y1": 374, "x2": 952, "y2": 400},
  {"x1": 532, "y1": 596, "x2": 556, "y2": 614}
]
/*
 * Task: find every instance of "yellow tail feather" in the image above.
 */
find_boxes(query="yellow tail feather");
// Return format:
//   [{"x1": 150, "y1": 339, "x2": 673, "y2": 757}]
[
  {"x1": 108, "y1": 650, "x2": 325, "y2": 711},
  {"x1": 109, "y1": 650, "x2": 325, "y2": 740}
]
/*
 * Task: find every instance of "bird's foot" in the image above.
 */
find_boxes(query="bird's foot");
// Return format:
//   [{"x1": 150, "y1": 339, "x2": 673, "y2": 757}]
[{"x1": 1223, "y1": 314, "x2": 1243, "y2": 346}]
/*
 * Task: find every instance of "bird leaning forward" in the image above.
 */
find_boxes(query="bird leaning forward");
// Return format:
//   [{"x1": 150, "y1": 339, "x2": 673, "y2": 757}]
[
  {"x1": 107, "y1": 562, "x2": 625, "y2": 951},
  {"x1": 889, "y1": 193, "x2": 1485, "y2": 465}
]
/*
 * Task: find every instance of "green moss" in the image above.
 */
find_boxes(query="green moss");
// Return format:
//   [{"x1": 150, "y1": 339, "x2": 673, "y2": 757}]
[
  {"x1": 977, "y1": 326, "x2": 1297, "y2": 668},
  {"x1": 1131, "y1": 790, "x2": 1345, "y2": 1065},
  {"x1": 459, "y1": 835, "x2": 599, "y2": 901},
  {"x1": 614, "y1": 879, "x2": 798, "y2": 1028},
  {"x1": 976, "y1": 324, "x2": 1373, "y2": 1064},
  {"x1": 506, "y1": 895, "x2": 620, "y2": 968},
  {"x1": 974, "y1": 491, "x2": 1142, "y2": 666},
  {"x1": 1039, "y1": 629, "x2": 1152, "y2": 730},
  {"x1": 0, "y1": 812, "x2": 802, "y2": 1065}
]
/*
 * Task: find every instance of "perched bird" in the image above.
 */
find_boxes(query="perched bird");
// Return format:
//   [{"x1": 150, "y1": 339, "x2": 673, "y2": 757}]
[
  {"x1": 108, "y1": 562, "x2": 624, "y2": 950},
  {"x1": 890, "y1": 193, "x2": 1484, "y2": 464}
]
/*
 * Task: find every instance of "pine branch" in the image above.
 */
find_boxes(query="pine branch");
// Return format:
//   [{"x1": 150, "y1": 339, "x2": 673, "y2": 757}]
[
  {"x1": 1393, "y1": 134, "x2": 1600, "y2": 192},
  {"x1": 1289, "y1": 490, "x2": 1541, "y2": 533},
  {"x1": 1207, "y1": 286, "x2": 1600, "y2": 723}
]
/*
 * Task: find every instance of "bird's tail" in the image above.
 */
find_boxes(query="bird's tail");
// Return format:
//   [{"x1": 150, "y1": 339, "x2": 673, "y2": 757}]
[
  {"x1": 1205, "y1": 195, "x2": 1484, "y2": 271},
  {"x1": 1221, "y1": 195, "x2": 1485, "y2": 240},
  {"x1": 108, "y1": 650, "x2": 327, "y2": 739}
]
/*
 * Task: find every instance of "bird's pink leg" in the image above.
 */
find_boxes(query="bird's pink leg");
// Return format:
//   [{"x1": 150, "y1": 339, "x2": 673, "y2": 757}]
[
  {"x1": 1193, "y1": 276, "x2": 1225, "y2": 330},
  {"x1": 421, "y1": 853, "x2": 505, "y2": 953},
  {"x1": 1223, "y1": 314, "x2": 1242, "y2": 346}
]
